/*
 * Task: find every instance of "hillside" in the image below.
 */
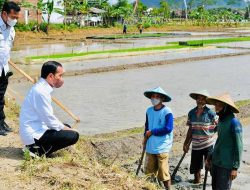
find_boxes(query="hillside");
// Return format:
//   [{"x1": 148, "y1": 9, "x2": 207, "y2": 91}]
[{"x1": 141, "y1": 0, "x2": 246, "y2": 8}]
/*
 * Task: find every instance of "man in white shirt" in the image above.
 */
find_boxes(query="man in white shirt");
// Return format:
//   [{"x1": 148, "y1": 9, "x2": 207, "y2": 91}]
[
  {"x1": 0, "y1": 1, "x2": 20, "y2": 135},
  {"x1": 20, "y1": 61, "x2": 79, "y2": 157}
]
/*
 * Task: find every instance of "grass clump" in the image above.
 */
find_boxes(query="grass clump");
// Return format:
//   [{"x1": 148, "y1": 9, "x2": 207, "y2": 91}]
[
  {"x1": 27, "y1": 36, "x2": 250, "y2": 61},
  {"x1": 26, "y1": 44, "x2": 184, "y2": 61},
  {"x1": 175, "y1": 36, "x2": 250, "y2": 47},
  {"x1": 86, "y1": 33, "x2": 171, "y2": 39},
  {"x1": 236, "y1": 99, "x2": 250, "y2": 108}
]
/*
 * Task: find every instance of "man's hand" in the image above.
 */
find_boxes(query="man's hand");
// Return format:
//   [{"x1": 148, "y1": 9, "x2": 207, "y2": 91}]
[
  {"x1": 230, "y1": 169, "x2": 237, "y2": 180},
  {"x1": 63, "y1": 126, "x2": 77, "y2": 132},
  {"x1": 145, "y1": 130, "x2": 152, "y2": 138}
]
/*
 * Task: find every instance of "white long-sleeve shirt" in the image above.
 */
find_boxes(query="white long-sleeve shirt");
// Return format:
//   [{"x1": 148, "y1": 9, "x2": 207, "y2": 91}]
[
  {"x1": 0, "y1": 14, "x2": 15, "y2": 76},
  {"x1": 20, "y1": 78, "x2": 64, "y2": 145}
]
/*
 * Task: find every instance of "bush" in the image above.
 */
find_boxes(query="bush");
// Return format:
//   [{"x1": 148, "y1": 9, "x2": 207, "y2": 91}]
[
  {"x1": 143, "y1": 22, "x2": 151, "y2": 29},
  {"x1": 39, "y1": 22, "x2": 48, "y2": 33},
  {"x1": 15, "y1": 22, "x2": 37, "y2": 32}
]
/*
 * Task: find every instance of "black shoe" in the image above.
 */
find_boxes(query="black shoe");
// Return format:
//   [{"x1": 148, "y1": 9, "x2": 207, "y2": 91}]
[
  {"x1": 0, "y1": 125, "x2": 7, "y2": 136},
  {"x1": 3, "y1": 122, "x2": 13, "y2": 132}
]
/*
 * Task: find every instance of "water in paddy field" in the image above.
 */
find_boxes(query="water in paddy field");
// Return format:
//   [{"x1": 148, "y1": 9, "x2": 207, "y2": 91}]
[
  {"x1": 10, "y1": 54, "x2": 250, "y2": 135},
  {"x1": 11, "y1": 33, "x2": 231, "y2": 64}
]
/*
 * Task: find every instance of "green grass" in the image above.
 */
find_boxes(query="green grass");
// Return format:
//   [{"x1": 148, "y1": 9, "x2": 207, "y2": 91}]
[
  {"x1": 86, "y1": 33, "x2": 171, "y2": 39},
  {"x1": 27, "y1": 36, "x2": 250, "y2": 61},
  {"x1": 27, "y1": 44, "x2": 185, "y2": 60},
  {"x1": 236, "y1": 99, "x2": 250, "y2": 108},
  {"x1": 172, "y1": 36, "x2": 250, "y2": 46}
]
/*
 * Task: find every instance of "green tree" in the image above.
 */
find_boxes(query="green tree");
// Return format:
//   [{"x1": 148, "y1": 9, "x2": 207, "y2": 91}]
[
  {"x1": 159, "y1": 0, "x2": 170, "y2": 20},
  {"x1": 112, "y1": 0, "x2": 133, "y2": 23},
  {"x1": 64, "y1": 0, "x2": 89, "y2": 25},
  {"x1": 43, "y1": 0, "x2": 54, "y2": 33},
  {"x1": 187, "y1": 0, "x2": 195, "y2": 11},
  {"x1": 135, "y1": 1, "x2": 147, "y2": 19},
  {"x1": 244, "y1": 0, "x2": 250, "y2": 19},
  {"x1": 100, "y1": 0, "x2": 113, "y2": 26},
  {"x1": 0, "y1": 0, "x2": 5, "y2": 10}
]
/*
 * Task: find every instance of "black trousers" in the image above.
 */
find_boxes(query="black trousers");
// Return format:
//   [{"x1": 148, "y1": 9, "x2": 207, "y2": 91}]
[
  {"x1": 211, "y1": 164, "x2": 232, "y2": 190},
  {"x1": 0, "y1": 69, "x2": 8, "y2": 121},
  {"x1": 28, "y1": 129, "x2": 79, "y2": 156},
  {"x1": 190, "y1": 145, "x2": 213, "y2": 174}
]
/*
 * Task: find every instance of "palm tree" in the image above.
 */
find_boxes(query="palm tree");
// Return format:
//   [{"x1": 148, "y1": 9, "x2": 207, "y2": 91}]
[
  {"x1": 159, "y1": 0, "x2": 170, "y2": 20},
  {"x1": 133, "y1": 0, "x2": 138, "y2": 14},
  {"x1": 43, "y1": 0, "x2": 54, "y2": 33}
]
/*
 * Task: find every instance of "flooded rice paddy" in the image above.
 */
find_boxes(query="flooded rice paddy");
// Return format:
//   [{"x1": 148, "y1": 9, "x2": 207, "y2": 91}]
[{"x1": 10, "y1": 54, "x2": 250, "y2": 135}]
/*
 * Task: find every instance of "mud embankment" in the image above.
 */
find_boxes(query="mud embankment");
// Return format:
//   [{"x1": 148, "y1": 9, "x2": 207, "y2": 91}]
[{"x1": 90, "y1": 103, "x2": 250, "y2": 189}]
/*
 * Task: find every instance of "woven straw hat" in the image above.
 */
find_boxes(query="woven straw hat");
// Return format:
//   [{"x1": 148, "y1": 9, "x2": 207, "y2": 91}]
[
  {"x1": 189, "y1": 90, "x2": 210, "y2": 100},
  {"x1": 206, "y1": 93, "x2": 239, "y2": 113}
]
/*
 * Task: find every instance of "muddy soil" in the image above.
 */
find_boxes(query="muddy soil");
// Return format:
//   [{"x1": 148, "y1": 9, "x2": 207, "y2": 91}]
[{"x1": 91, "y1": 104, "x2": 250, "y2": 189}]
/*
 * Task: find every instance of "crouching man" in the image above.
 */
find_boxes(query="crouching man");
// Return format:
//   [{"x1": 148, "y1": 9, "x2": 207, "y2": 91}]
[
  {"x1": 20, "y1": 61, "x2": 79, "y2": 157},
  {"x1": 143, "y1": 87, "x2": 174, "y2": 190}
]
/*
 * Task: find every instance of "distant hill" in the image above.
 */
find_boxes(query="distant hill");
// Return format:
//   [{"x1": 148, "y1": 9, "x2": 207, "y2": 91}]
[{"x1": 140, "y1": 0, "x2": 246, "y2": 8}]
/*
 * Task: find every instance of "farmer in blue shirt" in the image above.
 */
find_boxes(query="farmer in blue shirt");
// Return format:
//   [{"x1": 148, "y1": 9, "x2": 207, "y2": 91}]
[{"x1": 143, "y1": 87, "x2": 174, "y2": 190}]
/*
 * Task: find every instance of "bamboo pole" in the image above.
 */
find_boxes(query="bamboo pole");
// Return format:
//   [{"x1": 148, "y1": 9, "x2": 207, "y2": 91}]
[{"x1": 9, "y1": 61, "x2": 80, "y2": 123}]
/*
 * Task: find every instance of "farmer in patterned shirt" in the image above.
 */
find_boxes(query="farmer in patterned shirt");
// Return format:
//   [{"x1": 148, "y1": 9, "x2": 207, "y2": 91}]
[{"x1": 183, "y1": 90, "x2": 217, "y2": 183}]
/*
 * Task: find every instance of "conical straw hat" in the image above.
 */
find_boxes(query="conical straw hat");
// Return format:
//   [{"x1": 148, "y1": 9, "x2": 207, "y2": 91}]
[
  {"x1": 144, "y1": 86, "x2": 172, "y2": 102},
  {"x1": 206, "y1": 93, "x2": 239, "y2": 113},
  {"x1": 189, "y1": 90, "x2": 210, "y2": 100}
]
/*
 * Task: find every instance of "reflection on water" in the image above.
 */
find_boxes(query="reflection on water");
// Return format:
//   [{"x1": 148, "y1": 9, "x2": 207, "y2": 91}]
[
  {"x1": 11, "y1": 34, "x2": 231, "y2": 63},
  {"x1": 10, "y1": 54, "x2": 250, "y2": 135}
]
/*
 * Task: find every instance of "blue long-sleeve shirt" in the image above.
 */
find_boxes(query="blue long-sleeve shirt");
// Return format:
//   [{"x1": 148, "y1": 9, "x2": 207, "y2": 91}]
[
  {"x1": 144, "y1": 105, "x2": 174, "y2": 154},
  {"x1": 145, "y1": 112, "x2": 173, "y2": 136}
]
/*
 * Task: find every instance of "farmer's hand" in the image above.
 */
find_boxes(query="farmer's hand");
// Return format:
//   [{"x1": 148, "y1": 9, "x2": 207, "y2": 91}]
[
  {"x1": 230, "y1": 169, "x2": 237, "y2": 180},
  {"x1": 145, "y1": 130, "x2": 152, "y2": 138},
  {"x1": 183, "y1": 143, "x2": 189, "y2": 153}
]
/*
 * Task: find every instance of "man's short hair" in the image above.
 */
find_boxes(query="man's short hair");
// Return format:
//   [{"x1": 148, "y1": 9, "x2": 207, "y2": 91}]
[
  {"x1": 41, "y1": 61, "x2": 62, "y2": 79},
  {"x1": 2, "y1": 1, "x2": 21, "y2": 14}
]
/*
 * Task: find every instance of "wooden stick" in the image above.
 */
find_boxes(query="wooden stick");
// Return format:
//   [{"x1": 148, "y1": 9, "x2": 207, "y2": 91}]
[
  {"x1": 136, "y1": 137, "x2": 148, "y2": 176},
  {"x1": 9, "y1": 60, "x2": 80, "y2": 123},
  {"x1": 171, "y1": 152, "x2": 186, "y2": 180},
  {"x1": 203, "y1": 169, "x2": 209, "y2": 190},
  {"x1": 171, "y1": 140, "x2": 192, "y2": 181},
  {"x1": 136, "y1": 144, "x2": 146, "y2": 176}
]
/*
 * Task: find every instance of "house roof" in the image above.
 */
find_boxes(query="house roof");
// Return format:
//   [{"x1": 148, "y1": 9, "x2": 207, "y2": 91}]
[{"x1": 89, "y1": 7, "x2": 106, "y2": 14}]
